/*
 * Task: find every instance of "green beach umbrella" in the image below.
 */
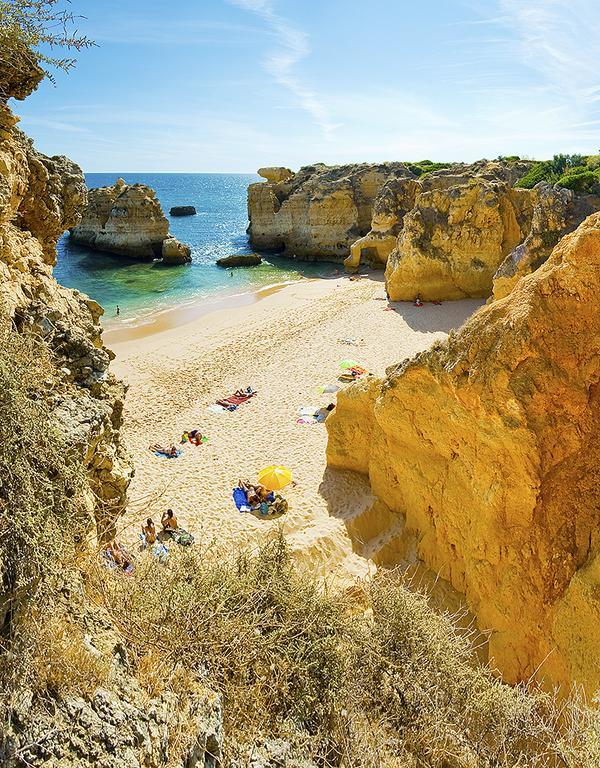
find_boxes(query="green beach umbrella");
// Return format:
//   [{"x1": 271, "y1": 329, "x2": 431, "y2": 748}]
[{"x1": 339, "y1": 359, "x2": 358, "y2": 370}]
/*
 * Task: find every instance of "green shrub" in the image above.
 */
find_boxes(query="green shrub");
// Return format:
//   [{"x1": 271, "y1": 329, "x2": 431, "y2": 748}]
[
  {"x1": 515, "y1": 161, "x2": 557, "y2": 188},
  {"x1": 557, "y1": 170, "x2": 600, "y2": 194}
]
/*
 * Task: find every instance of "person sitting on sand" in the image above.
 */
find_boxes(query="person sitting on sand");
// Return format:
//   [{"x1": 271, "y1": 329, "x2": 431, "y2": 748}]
[
  {"x1": 150, "y1": 443, "x2": 178, "y2": 457},
  {"x1": 142, "y1": 518, "x2": 157, "y2": 545},
  {"x1": 414, "y1": 294, "x2": 423, "y2": 307},
  {"x1": 188, "y1": 429, "x2": 203, "y2": 446},
  {"x1": 161, "y1": 509, "x2": 178, "y2": 530}
]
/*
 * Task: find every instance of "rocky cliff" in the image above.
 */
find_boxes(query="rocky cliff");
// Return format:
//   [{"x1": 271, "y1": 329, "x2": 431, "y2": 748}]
[
  {"x1": 248, "y1": 160, "x2": 600, "y2": 301},
  {"x1": 326, "y1": 213, "x2": 600, "y2": 695},
  {"x1": 247, "y1": 162, "x2": 415, "y2": 260},
  {"x1": 0, "y1": 70, "x2": 219, "y2": 765},
  {"x1": 0, "y1": 100, "x2": 131, "y2": 536},
  {"x1": 70, "y1": 179, "x2": 191, "y2": 263}
]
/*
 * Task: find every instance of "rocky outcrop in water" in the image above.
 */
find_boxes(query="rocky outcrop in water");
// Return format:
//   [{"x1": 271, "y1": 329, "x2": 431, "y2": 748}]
[
  {"x1": 326, "y1": 213, "x2": 600, "y2": 695},
  {"x1": 70, "y1": 179, "x2": 190, "y2": 263},
  {"x1": 216, "y1": 253, "x2": 262, "y2": 267},
  {"x1": 247, "y1": 162, "x2": 415, "y2": 260},
  {"x1": 249, "y1": 160, "x2": 600, "y2": 300},
  {"x1": 170, "y1": 205, "x2": 196, "y2": 216}
]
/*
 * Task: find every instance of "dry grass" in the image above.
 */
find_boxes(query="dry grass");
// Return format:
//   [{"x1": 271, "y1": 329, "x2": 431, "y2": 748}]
[{"x1": 95, "y1": 531, "x2": 600, "y2": 767}]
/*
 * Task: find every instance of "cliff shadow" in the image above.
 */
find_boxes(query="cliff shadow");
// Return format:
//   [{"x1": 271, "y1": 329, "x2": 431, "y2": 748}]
[{"x1": 383, "y1": 298, "x2": 485, "y2": 333}]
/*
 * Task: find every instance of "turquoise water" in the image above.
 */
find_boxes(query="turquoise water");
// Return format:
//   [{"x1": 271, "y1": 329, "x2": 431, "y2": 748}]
[{"x1": 55, "y1": 173, "x2": 336, "y2": 326}]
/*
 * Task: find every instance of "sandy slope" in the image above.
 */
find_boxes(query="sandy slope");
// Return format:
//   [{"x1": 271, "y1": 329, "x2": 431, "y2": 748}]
[{"x1": 109, "y1": 275, "x2": 482, "y2": 583}]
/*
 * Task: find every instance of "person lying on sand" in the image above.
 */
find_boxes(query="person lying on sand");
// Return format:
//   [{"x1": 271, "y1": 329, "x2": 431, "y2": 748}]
[
  {"x1": 142, "y1": 518, "x2": 157, "y2": 545},
  {"x1": 238, "y1": 479, "x2": 272, "y2": 508},
  {"x1": 150, "y1": 443, "x2": 179, "y2": 457},
  {"x1": 105, "y1": 540, "x2": 132, "y2": 571},
  {"x1": 161, "y1": 509, "x2": 178, "y2": 530}
]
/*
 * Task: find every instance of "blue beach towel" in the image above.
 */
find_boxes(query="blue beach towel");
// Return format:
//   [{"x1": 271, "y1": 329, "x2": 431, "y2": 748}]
[
  {"x1": 233, "y1": 487, "x2": 251, "y2": 512},
  {"x1": 154, "y1": 449, "x2": 182, "y2": 459}
]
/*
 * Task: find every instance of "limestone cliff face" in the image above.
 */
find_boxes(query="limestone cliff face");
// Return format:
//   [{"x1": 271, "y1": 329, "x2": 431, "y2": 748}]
[
  {"x1": 0, "y1": 100, "x2": 131, "y2": 537},
  {"x1": 326, "y1": 214, "x2": 600, "y2": 694},
  {"x1": 492, "y1": 183, "x2": 600, "y2": 300},
  {"x1": 247, "y1": 162, "x2": 415, "y2": 261},
  {"x1": 249, "y1": 160, "x2": 600, "y2": 301},
  {"x1": 70, "y1": 178, "x2": 191, "y2": 263}
]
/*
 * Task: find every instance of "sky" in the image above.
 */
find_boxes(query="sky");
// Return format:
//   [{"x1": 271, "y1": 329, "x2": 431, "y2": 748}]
[{"x1": 11, "y1": 0, "x2": 600, "y2": 172}]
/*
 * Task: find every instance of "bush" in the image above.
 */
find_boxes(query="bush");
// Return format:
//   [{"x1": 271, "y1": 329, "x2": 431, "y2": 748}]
[
  {"x1": 515, "y1": 161, "x2": 557, "y2": 188},
  {"x1": 0, "y1": 321, "x2": 87, "y2": 636},
  {"x1": 557, "y1": 170, "x2": 600, "y2": 194},
  {"x1": 98, "y1": 532, "x2": 600, "y2": 766},
  {"x1": 0, "y1": 0, "x2": 94, "y2": 98}
]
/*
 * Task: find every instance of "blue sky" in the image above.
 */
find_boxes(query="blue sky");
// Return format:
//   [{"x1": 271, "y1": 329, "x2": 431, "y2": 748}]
[{"x1": 12, "y1": 0, "x2": 600, "y2": 172}]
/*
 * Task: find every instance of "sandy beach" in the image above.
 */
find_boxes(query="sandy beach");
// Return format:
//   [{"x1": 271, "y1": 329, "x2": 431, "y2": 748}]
[{"x1": 109, "y1": 275, "x2": 483, "y2": 582}]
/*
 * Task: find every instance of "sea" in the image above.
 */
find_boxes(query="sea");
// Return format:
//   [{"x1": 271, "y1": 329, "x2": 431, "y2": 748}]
[{"x1": 55, "y1": 173, "x2": 336, "y2": 328}]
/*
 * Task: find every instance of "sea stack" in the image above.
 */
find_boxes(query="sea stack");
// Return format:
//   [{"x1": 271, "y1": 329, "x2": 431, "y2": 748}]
[
  {"x1": 70, "y1": 179, "x2": 191, "y2": 263},
  {"x1": 170, "y1": 205, "x2": 196, "y2": 216}
]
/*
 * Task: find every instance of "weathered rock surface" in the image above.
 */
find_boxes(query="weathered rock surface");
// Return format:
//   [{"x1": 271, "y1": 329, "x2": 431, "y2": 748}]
[
  {"x1": 492, "y1": 183, "x2": 600, "y2": 299},
  {"x1": 70, "y1": 179, "x2": 190, "y2": 263},
  {"x1": 258, "y1": 166, "x2": 294, "y2": 183},
  {"x1": 161, "y1": 236, "x2": 192, "y2": 265},
  {"x1": 327, "y1": 214, "x2": 600, "y2": 695},
  {"x1": 169, "y1": 205, "x2": 196, "y2": 216},
  {"x1": 0, "y1": 102, "x2": 132, "y2": 536},
  {"x1": 247, "y1": 162, "x2": 415, "y2": 261},
  {"x1": 0, "y1": 575, "x2": 223, "y2": 768},
  {"x1": 249, "y1": 159, "x2": 600, "y2": 300},
  {"x1": 0, "y1": 71, "x2": 223, "y2": 766},
  {"x1": 216, "y1": 253, "x2": 262, "y2": 267}
]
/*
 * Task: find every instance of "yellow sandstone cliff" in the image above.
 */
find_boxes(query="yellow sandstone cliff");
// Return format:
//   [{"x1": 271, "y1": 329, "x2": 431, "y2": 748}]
[{"x1": 327, "y1": 214, "x2": 600, "y2": 695}]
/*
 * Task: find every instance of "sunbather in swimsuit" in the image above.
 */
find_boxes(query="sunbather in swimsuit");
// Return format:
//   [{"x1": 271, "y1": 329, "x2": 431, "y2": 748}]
[
  {"x1": 161, "y1": 509, "x2": 178, "y2": 530},
  {"x1": 151, "y1": 443, "x2": 178, "y2": 457},
  {"x1": 142, "y1": 518, "x2": 157, "y2": 545}
]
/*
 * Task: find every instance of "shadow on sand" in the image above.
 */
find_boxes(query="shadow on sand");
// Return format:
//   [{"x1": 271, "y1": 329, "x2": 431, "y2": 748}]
[{"x1": 382, "y1": 298, "x2": 485, "y2": 333}]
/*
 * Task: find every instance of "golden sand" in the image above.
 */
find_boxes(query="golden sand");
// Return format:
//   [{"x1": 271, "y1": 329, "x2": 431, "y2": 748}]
[{"x1": 109, "y1": 275, "x2": 482, "y2": 582}]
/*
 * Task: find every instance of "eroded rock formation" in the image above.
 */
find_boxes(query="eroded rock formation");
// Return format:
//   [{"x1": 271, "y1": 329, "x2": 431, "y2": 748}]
[
  {"x1": 1, "y1": 69, "x2": 221, "y2": 765},
  {"x1": 247, "y1": 162, "x2": 415, "y2": 260},
  {"x1": 249, "y1": 160, "x2": 600, "y2": 301},
  {"x1": 70, "y1": 178, "x2": 190, "y2": 263},
  {"x1": 326, "y1": 214, "x2": 600, "y2": 694},
  {"x1": 0, "y1": 101, "x2": 131, "y2": 535}
]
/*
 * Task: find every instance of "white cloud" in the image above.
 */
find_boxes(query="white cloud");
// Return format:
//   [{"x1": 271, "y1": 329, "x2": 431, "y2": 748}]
[{"x1": 228, "y1": 0, "x2": 338, "y2": 139}]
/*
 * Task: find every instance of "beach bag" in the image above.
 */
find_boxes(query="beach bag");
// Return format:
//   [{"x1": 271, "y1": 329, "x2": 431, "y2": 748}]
[{"x1": 172, "y1": 527, "x2": 195, "y2": 546}]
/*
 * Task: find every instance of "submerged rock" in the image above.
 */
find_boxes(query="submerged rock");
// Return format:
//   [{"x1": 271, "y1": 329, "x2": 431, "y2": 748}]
[
  {"x1": 326, "y1": 212, "x2": 600, "y2": 695},
  {"x1": 161, "y1": 236, "x2": 192, "y2": 264},
  {"x1": 216, "y1": 253, "x2": 262, "y2": 267},
  {"x1": 170, "y1": 205, "x2": 196, "y2": 216}
]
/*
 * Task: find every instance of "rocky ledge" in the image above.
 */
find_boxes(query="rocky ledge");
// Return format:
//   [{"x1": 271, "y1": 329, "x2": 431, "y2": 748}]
[
  {"x1": 70, "y1": 179, "x2": 191, "y2": 264},
  {"x1": 248, "y1": 161, "x2": 600, "y2": 300},
  {"x1": 326, "y1": 212, "x2": 600, "y2": 695}
]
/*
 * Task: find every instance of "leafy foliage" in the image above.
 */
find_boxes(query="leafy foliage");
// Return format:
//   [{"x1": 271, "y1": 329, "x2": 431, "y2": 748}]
[
  {"x1": 0, "y1": 0, "x2": 94, "y2": 98},
  {"x1": 515, "y1": 154, "x2": 599, "y2": 191}
]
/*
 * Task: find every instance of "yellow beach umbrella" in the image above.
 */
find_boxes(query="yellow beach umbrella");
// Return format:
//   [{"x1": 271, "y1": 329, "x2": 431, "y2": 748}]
[{"x1": 257, "y1": 465, "x2": 293, "y2": 491}]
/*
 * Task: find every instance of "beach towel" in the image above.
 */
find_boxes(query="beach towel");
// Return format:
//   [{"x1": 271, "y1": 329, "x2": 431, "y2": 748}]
[
  {"x1": 296, "y1": 416, "x2": 317, "y2": 425},
  {"x1": 233, "y1": 486, "x2": 251, "y2": 512},
  {"x1": 208, "y1": 404, "x2": 227, "y2": 414},
  {"x1": 216, "y1": 387, "x2": 257, "y2": 411},
  {"x1": 318, "y1": 384, "x2": 341, "y2": 394},
  {"x1": 153, "y1": 449, "x2": 182, "y2": 459}
]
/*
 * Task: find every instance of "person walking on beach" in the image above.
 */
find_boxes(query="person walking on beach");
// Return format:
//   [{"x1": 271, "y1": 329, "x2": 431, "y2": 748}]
[{"x1": 116, "y1": 304, "x2": 120, "y2": 316}]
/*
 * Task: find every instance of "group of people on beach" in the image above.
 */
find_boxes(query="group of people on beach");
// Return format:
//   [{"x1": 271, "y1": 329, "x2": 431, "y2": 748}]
[{"x1": 102, "y1": 509, "x2": 183, "y2": 573}]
